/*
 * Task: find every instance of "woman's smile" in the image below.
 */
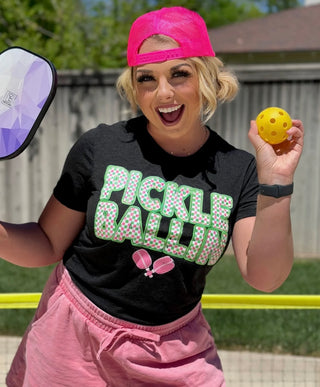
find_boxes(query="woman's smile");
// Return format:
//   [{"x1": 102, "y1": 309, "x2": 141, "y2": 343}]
[{"x1": 157, "y1": 104, "x2": 185, "y2": 126}]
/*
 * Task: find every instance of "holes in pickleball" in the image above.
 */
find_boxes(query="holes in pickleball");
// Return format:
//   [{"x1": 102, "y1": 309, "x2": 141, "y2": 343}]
[{"x1": 269, "y1": 118, "x2": 277, "y2": 138}]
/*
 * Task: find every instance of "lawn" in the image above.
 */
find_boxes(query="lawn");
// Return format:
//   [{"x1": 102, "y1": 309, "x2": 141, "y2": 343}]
[
  {"x1": 203, "y1": 255, "x2": 320, "y2": 356},
  {"x1": 0, "y1": 256, "x2": 319, "y2": 356}
]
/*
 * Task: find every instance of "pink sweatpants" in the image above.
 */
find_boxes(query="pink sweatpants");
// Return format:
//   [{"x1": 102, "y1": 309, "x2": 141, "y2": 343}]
[{"x1": 6, "y1": 262, "x2": 225, "y2": 387}]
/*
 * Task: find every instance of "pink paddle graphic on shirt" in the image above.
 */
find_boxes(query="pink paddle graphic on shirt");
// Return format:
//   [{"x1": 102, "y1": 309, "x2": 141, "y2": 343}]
[
  {"x1": 132, "y1": 249, "x2": 152, "y2": 271},
  {"x1": 132, "y1": 249, "x2": 175, "y2": 278}
]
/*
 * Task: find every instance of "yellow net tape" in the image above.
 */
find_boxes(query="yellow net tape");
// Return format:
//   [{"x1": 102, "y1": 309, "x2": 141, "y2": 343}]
[
  {"x1": 201, "y1": 294, "x2": 320, "y2": 309},
  {"x1": 0, "y1": 293, "x2": 41, "y2": 309},
  {"x1": 0, "y1": 293, "x2": 320, "y2": 310}
]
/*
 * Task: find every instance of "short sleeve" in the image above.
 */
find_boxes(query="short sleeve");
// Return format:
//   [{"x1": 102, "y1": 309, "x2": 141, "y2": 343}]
[
  {"x1": 53, "y1": 131, "x2": 94, "y2": 212},
  {"x1": 235, "y1": 157, "x2": 258, "y2": 222}
]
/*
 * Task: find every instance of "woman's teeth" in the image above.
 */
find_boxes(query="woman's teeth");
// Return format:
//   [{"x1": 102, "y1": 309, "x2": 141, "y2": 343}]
[
  {"x1": 158, "y1": 105, "x2": 182, "y2": 114},
  {"x1": 158, "y1": 104, "x2": 183, "y2": 124}
]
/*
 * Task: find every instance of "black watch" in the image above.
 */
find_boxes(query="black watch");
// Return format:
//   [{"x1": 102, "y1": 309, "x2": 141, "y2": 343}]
[{"x1": 258, "y1": 183, "x2": 294, "y2": 198}]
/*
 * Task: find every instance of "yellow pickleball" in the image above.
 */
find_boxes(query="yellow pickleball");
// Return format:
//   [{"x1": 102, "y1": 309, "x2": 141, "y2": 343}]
[{"x1": 256, "y1": 107, "x2": 292, "y2": 144}]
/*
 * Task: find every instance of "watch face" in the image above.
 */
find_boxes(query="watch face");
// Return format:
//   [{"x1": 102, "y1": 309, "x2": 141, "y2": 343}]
[{"x1": 0, "y1": 47, "x2": 57, "y2": 160}]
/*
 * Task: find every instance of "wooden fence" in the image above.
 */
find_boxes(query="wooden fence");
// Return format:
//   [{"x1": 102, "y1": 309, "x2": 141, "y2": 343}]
[{"x1": 1, "y1": 63, "x2": 319, "y2": 257}]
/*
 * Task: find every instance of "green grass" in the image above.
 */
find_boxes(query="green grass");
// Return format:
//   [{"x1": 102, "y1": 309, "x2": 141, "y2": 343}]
[
  {"x1": 0, "y1": 262, "x2": 54, "y2": 335},
  {"x1": 0, "y1": 256, "x2": 319, "y2": 356},
  {"x1": 203, "y1": 256, "x2": 320, "y2": 356}
]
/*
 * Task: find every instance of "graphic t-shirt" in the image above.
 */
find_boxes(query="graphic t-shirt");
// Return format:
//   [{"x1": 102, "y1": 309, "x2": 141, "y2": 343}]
[{"x1": 53, "y1": 116, "x2": 258, "y2": 325}]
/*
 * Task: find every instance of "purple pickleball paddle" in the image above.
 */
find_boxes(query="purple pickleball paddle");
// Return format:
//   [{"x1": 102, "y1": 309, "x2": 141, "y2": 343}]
[{"x1": 0, "y1": 47, "x2": 57, "y2": 159}]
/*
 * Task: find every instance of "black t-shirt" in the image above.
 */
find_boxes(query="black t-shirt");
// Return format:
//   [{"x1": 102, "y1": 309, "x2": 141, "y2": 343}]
[{"x1": 53, "y1": 116, "x2": 258, "y2": 325}]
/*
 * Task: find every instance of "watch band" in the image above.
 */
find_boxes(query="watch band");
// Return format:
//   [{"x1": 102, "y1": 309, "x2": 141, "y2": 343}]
[{"x1": 258, "y1": 183, "x2": 294, "y2": 198}]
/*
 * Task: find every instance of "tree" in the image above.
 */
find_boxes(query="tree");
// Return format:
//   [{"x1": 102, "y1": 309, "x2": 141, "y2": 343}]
[{"x1": 0, "y1": 0, "x2": 93, "y2": 68}]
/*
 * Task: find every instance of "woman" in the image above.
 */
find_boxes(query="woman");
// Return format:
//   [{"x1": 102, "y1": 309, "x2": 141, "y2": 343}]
[{"x1": 4, "y1": 7, "x2": 303, "y2": 387}]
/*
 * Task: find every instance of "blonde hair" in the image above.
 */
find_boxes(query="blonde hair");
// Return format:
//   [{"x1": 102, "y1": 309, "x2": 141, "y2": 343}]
[{"x1": 116, "y1": 44, "x2": 239, "y2": 123}]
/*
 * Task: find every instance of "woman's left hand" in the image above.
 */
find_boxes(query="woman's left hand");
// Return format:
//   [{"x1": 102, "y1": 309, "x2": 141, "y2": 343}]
[{"x1": 248, "y1": 119, "x2": 304, "y2": 185}]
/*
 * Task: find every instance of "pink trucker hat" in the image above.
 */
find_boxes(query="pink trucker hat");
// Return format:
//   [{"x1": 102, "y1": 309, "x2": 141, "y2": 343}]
[{"x1": 127, "y1": 7, "x2": 215, "y2": 66}]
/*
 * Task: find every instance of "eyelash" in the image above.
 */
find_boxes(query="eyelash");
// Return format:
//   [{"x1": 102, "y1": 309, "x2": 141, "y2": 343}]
[
  {"x1": 136, "y1": 70, "x2": 191, "y2": 83},
  {"x1": 137, "y1": 75, "x2": 154, "y2": 83},
  {"x1": 173, "y1": 70, "x2": 191, "y2": 78}
]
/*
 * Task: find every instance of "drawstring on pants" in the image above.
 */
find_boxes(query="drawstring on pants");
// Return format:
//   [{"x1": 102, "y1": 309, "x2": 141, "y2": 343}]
[{"x1": 97, "y1": 328, "x2": 161, "y2": 360}]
